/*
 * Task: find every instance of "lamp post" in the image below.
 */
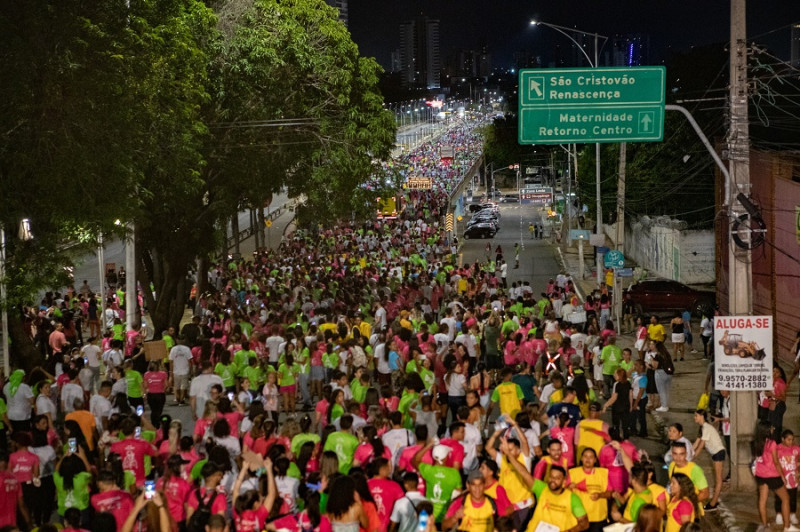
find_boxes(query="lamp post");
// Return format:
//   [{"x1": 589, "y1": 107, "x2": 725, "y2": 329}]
[{"x1": 531, "y1": 20, "x2": 608, "y2": 287}]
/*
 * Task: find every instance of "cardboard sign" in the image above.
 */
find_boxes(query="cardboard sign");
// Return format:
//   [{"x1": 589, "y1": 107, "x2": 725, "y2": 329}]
[{"x1": 143, "y1": 340, "x2": 168, "y2": 361}]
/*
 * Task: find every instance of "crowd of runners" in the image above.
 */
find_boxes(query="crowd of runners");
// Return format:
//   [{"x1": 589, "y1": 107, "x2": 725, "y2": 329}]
[{"x1": 1, "y1": 118, "x2": 797, "y2": 532}]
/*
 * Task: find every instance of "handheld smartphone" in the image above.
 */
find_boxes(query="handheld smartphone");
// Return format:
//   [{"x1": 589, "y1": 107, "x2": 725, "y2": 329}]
[
  {"x1": 144, "y1": 480, "x2": 156, "y2": 500},
  {"x1": 136, "y1": 405, "x2": 144, "y2": 417},
  {"x1": 135, "y1": 426, "x2": 142, "y2": 439},
  {"x1": 83, "y1": 357, "x2": 88, "y2": 365},
  {"x1": 228, "y1": 392, "x2": 234, "y2": 401},
  {"x1": 68, "y1": 438, "x2": 77, "y2": 454}
]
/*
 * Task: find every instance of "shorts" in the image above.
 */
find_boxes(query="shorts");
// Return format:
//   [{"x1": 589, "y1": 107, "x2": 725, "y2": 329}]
[
  {"x1": 711, "y1": 449, "x2": 726, "y2": 462},
  {"x1": 280, "y1": 385, "x2": 296, "y2": 395},
  {"x1": 671, "y1": 333, "x2": 685, "y2": 344},
  {"x1": 756, "y1": 476, "x2": 784, "y2": 490},
  {"x1": 174, "y1": 373, "x2": 189, "y2": 391},
  {"x1": 436, "y1": 392, "x2": 449, "y2": 406},
  {"x1": 635, "y1": 338, "x2": 645, "y2": 351},
  {"x1": 310, "y1": 366, "x2": 325, "y2": 381}
]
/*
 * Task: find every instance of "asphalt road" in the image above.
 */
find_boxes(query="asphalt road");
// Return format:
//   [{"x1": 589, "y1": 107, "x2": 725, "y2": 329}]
[{"x1": 459, "y1": 201, "x2": 563, "y2": 293}]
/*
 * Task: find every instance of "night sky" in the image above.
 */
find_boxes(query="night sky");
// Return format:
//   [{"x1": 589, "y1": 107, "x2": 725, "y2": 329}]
[{"x1": 348, "y1": 0, "x2": 800, "y2": 69}]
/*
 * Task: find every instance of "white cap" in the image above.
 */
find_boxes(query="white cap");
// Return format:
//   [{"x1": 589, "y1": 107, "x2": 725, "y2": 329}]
[{"x1": 432, "y1": 444, "x2": 452, "y2": 462}]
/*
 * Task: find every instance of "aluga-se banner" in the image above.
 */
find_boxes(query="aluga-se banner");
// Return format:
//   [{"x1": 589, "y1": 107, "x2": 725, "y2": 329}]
[{"x1": 713, "y1": 315, "x2": 773, "y2": 391}]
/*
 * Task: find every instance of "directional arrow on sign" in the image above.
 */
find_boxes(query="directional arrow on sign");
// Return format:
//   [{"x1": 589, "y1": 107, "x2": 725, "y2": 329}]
[
  {"x1": 641, "y1": 114, "x2": 652, "y2": 132},
  {"x1": 529, "y1": 79, "x2": 542, "y2": 97}
]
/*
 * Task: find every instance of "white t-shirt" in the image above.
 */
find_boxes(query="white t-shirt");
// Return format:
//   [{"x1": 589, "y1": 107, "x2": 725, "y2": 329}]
[
  {"x1": 104, "y1": 308, "x2": 119, "y2": 329},
  {"x1": 445, "y1": 373, "x2": 467, "y2": 397},
  {"x1": 382, "y1": 428, "x2": 416, "y2": 466},
  {"x1": 700, "y1": 422, "x2": 726, "y2": 455},
  {"x1": 276, "y1": 475, "x2": 301, "y2": 513},
  {"x1": 454, "y1": 334, "x2": 477, "y2": 358},
  {"x1": 189, "y1": 373, "x2": 224, "y2": 418},
  {"x1": 440, "y1": 317, "x2": 457, "y2": 341},
  {"x1": 462, "y1": 423, "x2": 482, "y2": 471},
  {"x1": 390, "y1": 492, "x2": 429, "y2": 532},
  {"x1": 36, "y1": 395, "x2": 57, "y2": 420},
  {"x1": 169, "y1": 345, "x2": 193, "y2": 376},
  {"x1": 61, "y1": 382, "x2": 84, "y2": 412},
  {"x1": 265, "y1": 335, "x2": 284, "y2": 363},
  {"x1": 81, "y1": 344, "x2": 102, "y2": 368},
  {"x1": 90, "y1": 394, "x2": 112, "y2": 430},
  {"x1": 111, "y1": 378, "x2": 127, "y2": 397},
  {"x1": 102, "y1": 348, "x2": 124, "y2": 370},
  {"x1": 374, "y1": 307, "x2": 387, "y2": 330}
]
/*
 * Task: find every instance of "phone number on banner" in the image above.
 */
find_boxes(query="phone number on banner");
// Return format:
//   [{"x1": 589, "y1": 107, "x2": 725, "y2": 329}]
[{"x1": 716, "y1": 374, "x2": 770, "y2": 390}]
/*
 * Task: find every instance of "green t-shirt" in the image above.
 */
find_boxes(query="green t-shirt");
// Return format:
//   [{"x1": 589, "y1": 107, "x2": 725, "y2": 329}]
[
  {"x1": 620, "y1": 359, "x2": 634, "y2": 375},
  {"x1": 600, "y1": 345, "x2": 622, "y2": 376},
  {"x1": 322, "y1": 351, "x2": 339, "y2": 370},
  {"x1": 241, "y1": 365, "x2": 264, "y2": 388},
  {"x1": 501, "y1": 319, "x2": 517, "y2": 338},
  {"x1": 330, "y1": 403, "x2": 344, "y2": 422},
  {"x1": 419, "y1": 463, "x2": 463, "y2": 522},
  {"x1": 162, "y1": 334, "x2": 175, "y2": 351},
  {"x1": 54, "y1": 471, "x2": 93, "y2": 514},
  {"x1": 234, "y1": 350, "x2": 257, "y2": 376},
  {"x1": 215, "y1": 363, "x2": 238, "y2": 388},
  {"x1": 323, "y1": 431, "x2": 359, "y2": 473},
  {"x1": 112, "y1": 323, "x2": 125, "y2": 341},
  {"x1": 291, "y1": 433, "x2": 321, "y2": 457},
  {"x1": 405, "y1": 360, "x2": 419, "y2": 374},
  {"x1": 126, "y1": 370, "x2": 143, "y2": 398},
  {"x1": 398, "y1": 390, "x2": 419, "y2": 430},
  {"x1": 277, "y1": 363, "x2": 300, "y2": 386},
  {"x1": 420, "y1": 368, "x2": 435, "y2": 391},
  {"x1": 626, "y1": 488, "x2": 652, "y2": 522},
  {"x1": 351, "y1": 378, "x2": 368, "y2": 404}
]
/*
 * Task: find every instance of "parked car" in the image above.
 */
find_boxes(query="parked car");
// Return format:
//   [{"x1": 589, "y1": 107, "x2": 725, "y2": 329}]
[
  {"x1": 499, "y1": 194, "x2": 519, "y2": 203},
  {"x1": 624, "y1": 279, "x2": 716, "y2": 317},
  {"x1": 468, "y1": 212, "x2": 500, "y2": 226},
  {"x1": 463, "y1": 222, "x2": 497, "y2": 239}
]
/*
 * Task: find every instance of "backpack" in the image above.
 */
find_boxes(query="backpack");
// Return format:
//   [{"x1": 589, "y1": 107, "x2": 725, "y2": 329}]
[
  {"x1": 186, "y1": 488, "x2": 219, "y2": 532},
  {"x1": 446, "y1": 492, "x2": 498, "y2": 532}
]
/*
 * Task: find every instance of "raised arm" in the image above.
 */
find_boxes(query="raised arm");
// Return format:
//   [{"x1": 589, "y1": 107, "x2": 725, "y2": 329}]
[{"x1": 498, "y1": 438, "x2": 535, "y2": 489}]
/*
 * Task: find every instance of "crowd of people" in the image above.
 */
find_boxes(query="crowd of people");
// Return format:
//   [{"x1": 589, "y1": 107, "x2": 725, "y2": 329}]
[{"x1": 1, "y1": 118, "x2": 796, "y2": 532}]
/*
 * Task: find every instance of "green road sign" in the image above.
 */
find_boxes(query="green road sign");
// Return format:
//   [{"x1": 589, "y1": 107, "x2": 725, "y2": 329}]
[{"x1": 519, "y1": 67, "x2": 666, "y2": 144}]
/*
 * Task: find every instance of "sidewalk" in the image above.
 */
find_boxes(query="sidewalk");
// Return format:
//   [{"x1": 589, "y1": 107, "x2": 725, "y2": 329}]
[{"x1": 557, "y1": 237, "x2": 797, "y2": 532}]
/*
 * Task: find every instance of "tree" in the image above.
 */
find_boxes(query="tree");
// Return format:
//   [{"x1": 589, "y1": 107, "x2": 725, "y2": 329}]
[
  {"x1": 0, "y1": 0, "x2": 213, "y2": 370},
  {"x1": 136, "y1": 0, "x2": 395, "y2": 337}
]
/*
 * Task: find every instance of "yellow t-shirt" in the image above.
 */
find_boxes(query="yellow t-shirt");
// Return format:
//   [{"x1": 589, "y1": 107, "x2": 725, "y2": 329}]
[
  {"x1": 576, "y1": 419, "x2": 607, "y2": 456},
  {"x1": 459, "y1": 495, "x2": 494, "y2": 532},
  {"x1": 491, "y1": 381, "x2": 523, "y2": 418},
  {"x1": 568, "y1": 466, "x2": 609, "y2": 522},
  {"x1": 526, "y1": 480, "x2": 583, "y2": 532},
  {"x1": 498, "y1": 453, "x2": 532, "y2": 505},
  {"x1": 647, "y1": 323, "x2": 666, "y2": 342}
]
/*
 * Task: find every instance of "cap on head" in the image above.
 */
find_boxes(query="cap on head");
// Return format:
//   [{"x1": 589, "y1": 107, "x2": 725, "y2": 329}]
[
  {"x1": 432, "y1": 444, "x2": 452, "y2": 462},
  {"x1": 467, "y1": 469, "x2": 483, "y2": 483}
]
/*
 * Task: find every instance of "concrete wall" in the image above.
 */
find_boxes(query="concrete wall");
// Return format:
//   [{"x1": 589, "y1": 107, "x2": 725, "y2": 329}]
[{"x1": 603, "y1": 219, "x2": 715, "y2": 285}]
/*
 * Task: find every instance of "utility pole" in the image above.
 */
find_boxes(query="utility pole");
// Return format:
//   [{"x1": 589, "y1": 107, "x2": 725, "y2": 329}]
[
  {"x1": 594, "y1": 33, "x2": 604, "y2": 288},
  {"x1": 727, "y1": 0, "x2": 756, "y2": 491},
  {"x1": 125, "y1": 224, "x2": 136, "y2": 331},
  {"x1": 616, "y1": 143, "x2": 626, "y2": 254}
]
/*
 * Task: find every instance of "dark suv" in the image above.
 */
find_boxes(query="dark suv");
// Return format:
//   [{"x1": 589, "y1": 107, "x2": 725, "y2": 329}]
[{"x1": 624, "y1": 279, "x2": 715, "y2": 317}]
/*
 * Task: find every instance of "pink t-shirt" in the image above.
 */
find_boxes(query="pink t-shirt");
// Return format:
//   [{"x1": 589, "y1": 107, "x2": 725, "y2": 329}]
[
  {"x1": 551, "y1": 426, "x2": 576, "y2": 467},
  {"x1": 144, "y1": 371, "x2": 168, "y2": 394},
  {"x1": 109, "y1": 438, "x2": 157, "y2": 486},
  {"x1": 9, "y1": 450, "x2": 39, "y2": 483},
  {"x1": 670, "y1": 499, "x2": 694, "y2": 526},
  {"x1": 439, "y1": 438, "x2": 466, "y2": 469},
  {"x1": 778, "y1": 444, "x2": 800, "y2": 489},
  {"x1": 91, "y1": 489, "x2": 135, "y2": 530},
  {"x1": 222, "y1": 412, "x2": 244, "y2": 436},
  {"x1": 755, "y1": 439, "x2": 781, "y2": 478},
  {"x1": 316, "y1": 399, "x2": 329, "y2": 428},
  {"x1": 125, "y1": 330, "x2": 140, "y2": 356},
  {"x1": 599, "y1": 441, "x2": 639, "y2": 493},
  {"x1": 354, "y1": 443, "x2": 392, "y2": 468},
  {"x1": 368, "y1": 477, "x2": 405, "y2": 530},
  {"x1": 0, "y1": 472, "x2": 21, "y2": 527},
  {"x1": 234, "y1": 504, "x2": 269, "y2": 532},
  {"x1": 157, "y1": 476, "x2": 192, "y2": 522},
  {"x1": 186, "y1": 487, "x2": 228, "y2": 515}
]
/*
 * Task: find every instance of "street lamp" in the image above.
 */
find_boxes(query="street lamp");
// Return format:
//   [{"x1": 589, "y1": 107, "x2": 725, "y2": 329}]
[
  {"x1": 1, "y1": 219, "x2": 34, "y2": 377},
  {"x1": 530, "y1": 19, "x2": 608, "y2": 287}
]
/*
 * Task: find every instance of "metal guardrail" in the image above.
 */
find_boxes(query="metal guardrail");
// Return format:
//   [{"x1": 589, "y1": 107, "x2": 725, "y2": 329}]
[{"x1": 224, "y1": 201, "x2": 296, "y2": 252}]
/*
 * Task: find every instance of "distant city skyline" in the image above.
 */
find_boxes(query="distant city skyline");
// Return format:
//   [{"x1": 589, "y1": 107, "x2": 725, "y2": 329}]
[{"x1": 348, "y1": 0, "x2": 799, "y2": 70}]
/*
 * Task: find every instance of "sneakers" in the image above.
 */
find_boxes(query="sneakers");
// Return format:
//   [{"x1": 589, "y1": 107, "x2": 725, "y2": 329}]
[
  {"x1": 783, "y1": 524, "x2": 800, "y2": 532},
  {"x1": 655, "y1": 406, "x2": 669, "y2": 412},
  {"x1": 704, "y1": 502, "x2": 719, "y2": 511},
  {"x1": 691, "y1": 349, "x2": 698, "y2": 353},
  {"x1": 792, "y1": 513, "x2": 799, "y2": 525},
  {"x1": 777, "y1": 514, "x2": 784, "y2": 526}
]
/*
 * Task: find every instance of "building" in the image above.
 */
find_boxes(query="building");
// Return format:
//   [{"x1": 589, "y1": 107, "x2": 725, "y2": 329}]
[
  {"x1": 324, "y1": 0, "x2": 348, "y2": 28},
  {"x1": 390, "y1": 49, "x2": 402, "y2": 73},
  {"x1": 399, "y1": 16, "x2": 441, "y2": 89},
  {"x1": 610, "y1": 34, "x2": 650, "y2": 66},
  {"x1": 791, "y1": 23, "x2": 800, "y2": 68}
]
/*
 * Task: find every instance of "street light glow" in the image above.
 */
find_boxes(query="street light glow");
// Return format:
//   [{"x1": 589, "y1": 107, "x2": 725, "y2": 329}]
[{"x1": 530, "y1": 20, "x2": 539, "y2": 26}]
